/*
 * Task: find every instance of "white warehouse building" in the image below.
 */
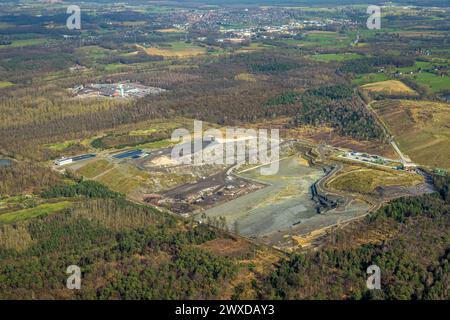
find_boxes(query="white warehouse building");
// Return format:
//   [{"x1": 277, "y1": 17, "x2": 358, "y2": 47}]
[{"x1": 54, "y1": 158, "x2": 73, "y2": 166}]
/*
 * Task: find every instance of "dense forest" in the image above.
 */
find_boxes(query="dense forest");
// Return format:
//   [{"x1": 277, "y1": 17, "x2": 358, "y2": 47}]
[
  {"x1": 0, "y1": 198, "x2": 241, "y2": 299},
  {"x1": 290, "y1": 85, "x2": 386, "y2": 140}
]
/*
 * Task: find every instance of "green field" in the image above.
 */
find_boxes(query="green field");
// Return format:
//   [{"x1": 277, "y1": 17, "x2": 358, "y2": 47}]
[
  {"x1": 310, "y1": 53, "x2": 364, "y2": 62},
  {"x1": 46, "y1": 139, "x2": 78, "y2": 151},
  {"x1": 409, "y1": 72, "x2": 450, "y2": 93},
  {"x1": 0, "y1": 39, "x2": 46, "y2": 48},
  {"x1": 0, "y1": 81, "x2": 14, "y2": 88},
  {"x1": 396, "y1": 61, "x2": 432, "y2": 73},
  {"x1": 76, "y1": 159, "x2": 115, "y2": 179},
  {"x1": 140, "y1": 41, "x2": 207, "y2": 58},
  {"x1": 95, "y1": 165, "x2": 150, "y2": 194},
  {"x1": 0, "y1": 201, "x2": 71, "y2": 224},
  {"x1": 103, "y1": 63, "x2": 128, "y2": 72},
  {"x1": 394, "y1": 61, "x2": 450, "y2": 93},
  {"x1": 353, "y1": 73, "x2": 392, "y2": 85},
  {"x1": 139, "y1": 139, "x2": 174, "y2": 149},
  {"x1": 329, "y1": 166, "x2": 423, "y2": 194}
]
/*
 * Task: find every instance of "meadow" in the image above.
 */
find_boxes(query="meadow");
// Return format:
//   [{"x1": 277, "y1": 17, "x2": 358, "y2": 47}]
[
  {"x1": 138, "y1": 41, "x2": 207, "y2": 58},
  {"x1": 328, "y1": 166, "x2": 423, "y2": 195},
  {"x1": 0, "y1": 201, "x2": 71, "y2": 224},
  {"x1": 361, "y1": 80, "x2": 417, "y2": 96},
  {"x1": 373, "y1": 99, "x2": 450, "y2": 170}
]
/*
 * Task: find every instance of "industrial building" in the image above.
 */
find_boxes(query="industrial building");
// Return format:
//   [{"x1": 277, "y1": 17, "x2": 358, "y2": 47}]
[
  {"x1": 112, "y1": 149, "x2": 144, "y2": 160},
  {"x1": 54, "y1": 154, "x2": 96, "y2": 166},
  {"x1": 72, "y1": 82, "x2": 167, "y2": 99}
]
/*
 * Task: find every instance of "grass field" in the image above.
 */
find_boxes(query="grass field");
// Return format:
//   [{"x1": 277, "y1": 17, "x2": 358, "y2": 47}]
[
  {"x1": 156, "y1": 28, "x2": 184, "y2": 33},
  {"x1": 302, "y1": 31, "x2": 352, "y2": 48},
  {"x1": 95, "y1": 164, "x2": 150, "y2": 194},
  {"x1": 393, "y1": 60, "x2": 450, "y2": 93},
  {"x1": 46, "y1": 139, "x2": 78, "y2": 151},
  {"x1": 409, "y1": 72, "x2": 450, "y2": 93},
  {"x1": 76, "y1": 159, "x2": 115, "y2": 179},
  {"x1": 0, "y1": 201, "x2": 71, "y2": 224},
  {"x1": 353, "y1": 73, "x2": 391, "y2": 86},
  {"x1": 234, "y1": 73, "x2": 257, "y2": 82},
  {"x1": 139, "y1": 139, "x2": 174, "y2": 149},
  {"x1": 75, "y1": 159, "x2": 151, "y2": 194},
  {"x1": 328, "y1": 166, "x2": 423, "y2": 194},
  {"x1": 361, "y1": 80, "x2": 417, "y2": 96},
  {"x1": 373, "y1": 99, "x2": 450, "y2": 170},
  {"x1": 138, "y1": 42, "x2": 206, "y2": 58},
  {"x1": 0, "y1": 81, "x2": 14, "y2": 88},
  {"x1": 309, "y1": 53, "x2": 364, "y2": 62},
  {"x1": 0, "y1": 38, "x2": 46, "y2": 49},
  {"x1": 104, "y1": 63, "x2": 127, "y2": 72}
]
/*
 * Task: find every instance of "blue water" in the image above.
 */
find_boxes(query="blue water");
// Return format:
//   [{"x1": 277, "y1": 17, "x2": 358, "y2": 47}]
[{"x1": 0, "y1": 159, "x2": 12, "y2": 167}]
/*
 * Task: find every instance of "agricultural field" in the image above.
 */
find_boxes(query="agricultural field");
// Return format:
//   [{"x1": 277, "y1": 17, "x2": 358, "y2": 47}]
[
  {"x1": 408, "y1": 72, "x2": 450, "y2": 93},
  {"x1": 373, "y1": 99, "x2": 450, "y2": 170},
  {"x1": 138, "y1": 42, "x2": 207, "y2": 58},
  {"x1": 361, "y1": 80, "x2": 417, "y2": 96}
]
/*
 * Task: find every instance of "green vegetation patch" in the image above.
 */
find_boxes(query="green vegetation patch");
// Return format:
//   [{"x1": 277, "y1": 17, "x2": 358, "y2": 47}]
[
  {"x1": 309, "y1": 53, "x2": 364, "y2": 62},
  {"x1": 0, "y1": 201, "x2": 71, "y2": 224},
  {"x1": 0, "y1": 81, "x2": 14, "y2": 88},
  {"x1": 0, "y1": 38, "x2": 46, "y2": 49},
  {"x1": 76, "y1": 160, "x2": 115, "y2": 179},
  {"x1": 46, "y1": 140, "x2": 78, "y2": 152},
  {"x1": 408, "y1": 72, "x2": 450, "y2": 93},
  {"x1": 95, "y1": 165, "x2": 150, "y2": 194},
  {"x1": 42, "y1": 180, "x2": 122, "y2": 199},
  {"x1": 352, "y1": 73, "x2": 391, "y2": 86},
  {"x1": 329, "y1": 167, "x2": 423, "y2": 194}
]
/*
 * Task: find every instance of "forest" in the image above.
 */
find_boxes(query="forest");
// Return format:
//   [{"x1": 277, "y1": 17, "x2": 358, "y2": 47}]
[
  {"x1": 0, "y1": 197, "x2": 240, "y2": 299},
  {"x1": 291, "y1": 85, "x2": 386, "y2": 140}
]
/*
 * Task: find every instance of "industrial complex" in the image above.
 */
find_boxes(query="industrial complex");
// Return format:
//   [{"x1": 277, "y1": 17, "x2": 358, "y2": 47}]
[
  {"x1": 54, "y1": 153, "x2": 96, "y2": 166},
  {"x1": 72, "y1": 82, "x2": 167, "y2": 99}
]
